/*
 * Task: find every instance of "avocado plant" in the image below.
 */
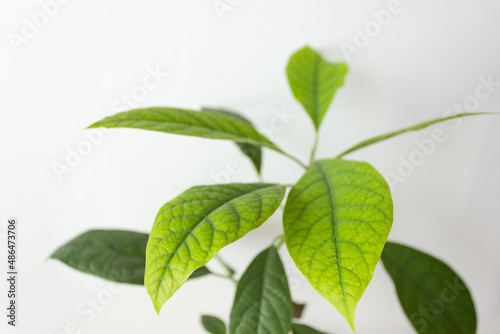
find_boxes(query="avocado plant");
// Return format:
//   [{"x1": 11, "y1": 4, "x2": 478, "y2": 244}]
[{"x1": 51, "y1": 46, "x2": 495, "y2": 334}]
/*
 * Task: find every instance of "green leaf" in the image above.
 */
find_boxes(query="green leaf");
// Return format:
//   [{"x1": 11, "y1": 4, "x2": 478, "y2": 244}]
[
  {"x1": 88, "y1": 107, "x2": 281, "y2": 153},
  {"x1": 50, "y1": 230, "x2": 149, "y2": 285},
  {"x1": 145, "y1": 183, "x2": 286, "y2": 314},
  {"x1": 381, "y1": 242, "x2": 477, "y2": 334},
  {"x1": 202, "y1": 107, "x2": 262, "y2": 175},
  {"x1": 229, "y1": 246, "x2": 292, "y2": 334},
  {"x1": 337, "y1": 112, "x2": 499, "y2": 157},
  {"x1": 292, "y1": 323, "x2": 330, "y2": 334},
  {"x1": 287, "y1": 46, "x2": 348, "y2": 130},
  {"x1": 283, "y1": 159, "x2": 393, "y2": 331},
  {"x1": 201, "y1": 315, "x2": 227, "y2": 334},
  {"x1": 51, "y1": 230, "x2": 211, "y2": 284}
]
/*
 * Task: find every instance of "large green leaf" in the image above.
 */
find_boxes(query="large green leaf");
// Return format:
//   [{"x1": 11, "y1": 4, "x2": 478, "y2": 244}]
[
  {"x1": 145, "y1": 183, "x2": 286, "y2": 314},
  {"x1": 292, "y1": 323, "x2": 329, "y2": 334},
  {"x1": 283, "y1": 159, "x2": 393, "y2": 330},
  {"x1": 287, "y1": 46, "x2": 348, "y2": 130},
  {"x1": 202, "y1": 107, "x2": 262, "y2": 175},
  {"x1": 381, "y1": 242, "x2": 477, "y2": 334},
  {"x1": 201, "y1": 315, "x2": 227, "y2": 334},
  {"x1": 88, "y1": 107, "x2": 281, "y2": 152},
  {"x1": 337, "y1": 112, "x2": 499, "y2": 157},
  {"x1": 51, "y1": 230, "x2": 210, "y2": 284},
  {"x1": 229, "y1": 246, "x2": 292, "y2": 334}
]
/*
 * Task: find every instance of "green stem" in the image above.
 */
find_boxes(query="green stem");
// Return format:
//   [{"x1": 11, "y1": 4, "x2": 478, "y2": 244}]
[
  {"x1": 273, "y1": 234, "x2": 285, "y2": 249},
  {"x1": 215, "y1": 254, "x2": 235, "y2": 277},
  {"x1": 310, "y1": 132, "x2": 319, "y2": 165},
  {"x1": 281, "y1": 151, "x2": 307, "y2": 169},
  {"x1": 211, "y1": 272, "x2": 238, "y2": 284}
]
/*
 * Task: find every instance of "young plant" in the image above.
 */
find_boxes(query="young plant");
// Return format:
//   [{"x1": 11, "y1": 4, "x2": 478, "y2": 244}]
[{"x1": 51, "y1": 46, "x2": 496, "y2": 333}]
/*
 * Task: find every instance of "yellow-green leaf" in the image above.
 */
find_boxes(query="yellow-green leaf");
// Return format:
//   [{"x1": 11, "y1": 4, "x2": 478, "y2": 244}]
[
  {"x1": 337, "y1": 112, "x2": 499, "y2": 158},
  {"x1": 145, "y1": 183, "x2": 286, "y2": 314},
  {"x1": 283, "y1": 159, "x2": 393, "y2": 331},
  {"x1": 287, "y1": 46, "x2": 348, "y2": 130},
  {"x1": 89, "y1": 107, "x2": 281, "y2": 152}
]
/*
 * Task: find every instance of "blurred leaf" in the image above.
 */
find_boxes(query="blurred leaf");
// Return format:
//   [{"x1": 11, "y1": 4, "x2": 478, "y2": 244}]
[
  {"x1": 229, "y1": 246, "x2": 292, "y2": 334},
  {"x1": 201, "y1": 315, "x2": 227, "y2": 334},
  {"x1": 51, "y1": 230, "x2": 149, "y2": 285},
  {"x1": 287, "y1": 46, "x2": 348, "y2": 130},
  {"x1": 292, "y1": 323, "x2": 330, "y2": 334},
  {"x1": 382, "y1": 242, "x2": 477, "y2": 334}
]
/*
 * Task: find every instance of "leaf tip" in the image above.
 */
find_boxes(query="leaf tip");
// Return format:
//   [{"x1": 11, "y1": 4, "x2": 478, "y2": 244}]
[
  {"x1": 153, "y1": 300, "x2": 162, "y2": 315},
  {"x1": 86, "y1": 121, "x2": 100, "y2": 129}
]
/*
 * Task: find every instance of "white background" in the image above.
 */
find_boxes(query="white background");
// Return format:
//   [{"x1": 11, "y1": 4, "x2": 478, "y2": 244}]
[{"x1": 1, "y1": 0, "x2": 500, "y2": 333}]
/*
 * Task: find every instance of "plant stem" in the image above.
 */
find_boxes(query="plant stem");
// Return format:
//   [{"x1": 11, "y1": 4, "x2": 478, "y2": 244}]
[
  {"x1": 310, "y1": 132, "x2": 319, "y2": 165},
  {"x1": 215, "y1": 254, "x2": 235, "y2": 277},
  {"x1": 273, "y1": 234, "x2": 285, "y2": 249},
  {"x1": 281, "y1": 151, "x2": 307, "y2": 169},
  {"x1": 211, "y1": 272, "x2": 238, "y2": 284}
]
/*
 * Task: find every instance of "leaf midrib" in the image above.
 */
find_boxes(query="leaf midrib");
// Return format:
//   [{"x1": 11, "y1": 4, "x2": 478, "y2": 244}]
[
  {"x1": 256, "y1": 250, "x2": 272, "y2": 334},
  {"x1": 312, "y1": 53, "x2": 321, "y2": 127},
  {"x1": 94, "y1": 109, "x2": 277, "y2": 149},
  {"x1": 55, "y1": 244, "x2": 145, "y2": 262},
  {"x1": 316, "y1": 162, "x2": 350, "y2": 320}
]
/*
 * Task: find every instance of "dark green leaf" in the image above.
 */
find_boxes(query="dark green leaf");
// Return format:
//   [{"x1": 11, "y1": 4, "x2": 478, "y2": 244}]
[
  {"x1": 51, "y1": 229, "x2": 210, "y2": 284},
  {"x1": 50, "y1": 230, "x2": 149, "y2": 285},
  {"x1": 292, "y1": 323, "x2": 330, "y2": 334},
  {"x1": 283, "y1": 159, "x2": 393, "y2": 330},
  {"x1": 382, "y1": 242, "x2": 477, "y2": 334},
  {"x1": 190, "y1": 266, "x2": 212, "y2": 279},
  {"x1": 287, "y1": 46, "x2": 348, "y2": 130},
  {"x1": 201, "y1": 315, "x2": 227, "y2": 334},
  {"x1": 145, "y1": 183, "x2": 286, "y2": 313},
  {"x1": 337, "y1": 112, "x2": 499, "y2": 157},
  {"x1": 202, "y1": 107, "x2": 262, "y2": 175},
  {"x1": 229, "y1": 246, "x2": 292, "y2": 334}
]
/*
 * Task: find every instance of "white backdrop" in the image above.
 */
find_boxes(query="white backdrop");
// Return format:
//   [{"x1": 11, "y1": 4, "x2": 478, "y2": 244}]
[{"x1": 1, "y1": 0, "x2": 500, "y2": 333}]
